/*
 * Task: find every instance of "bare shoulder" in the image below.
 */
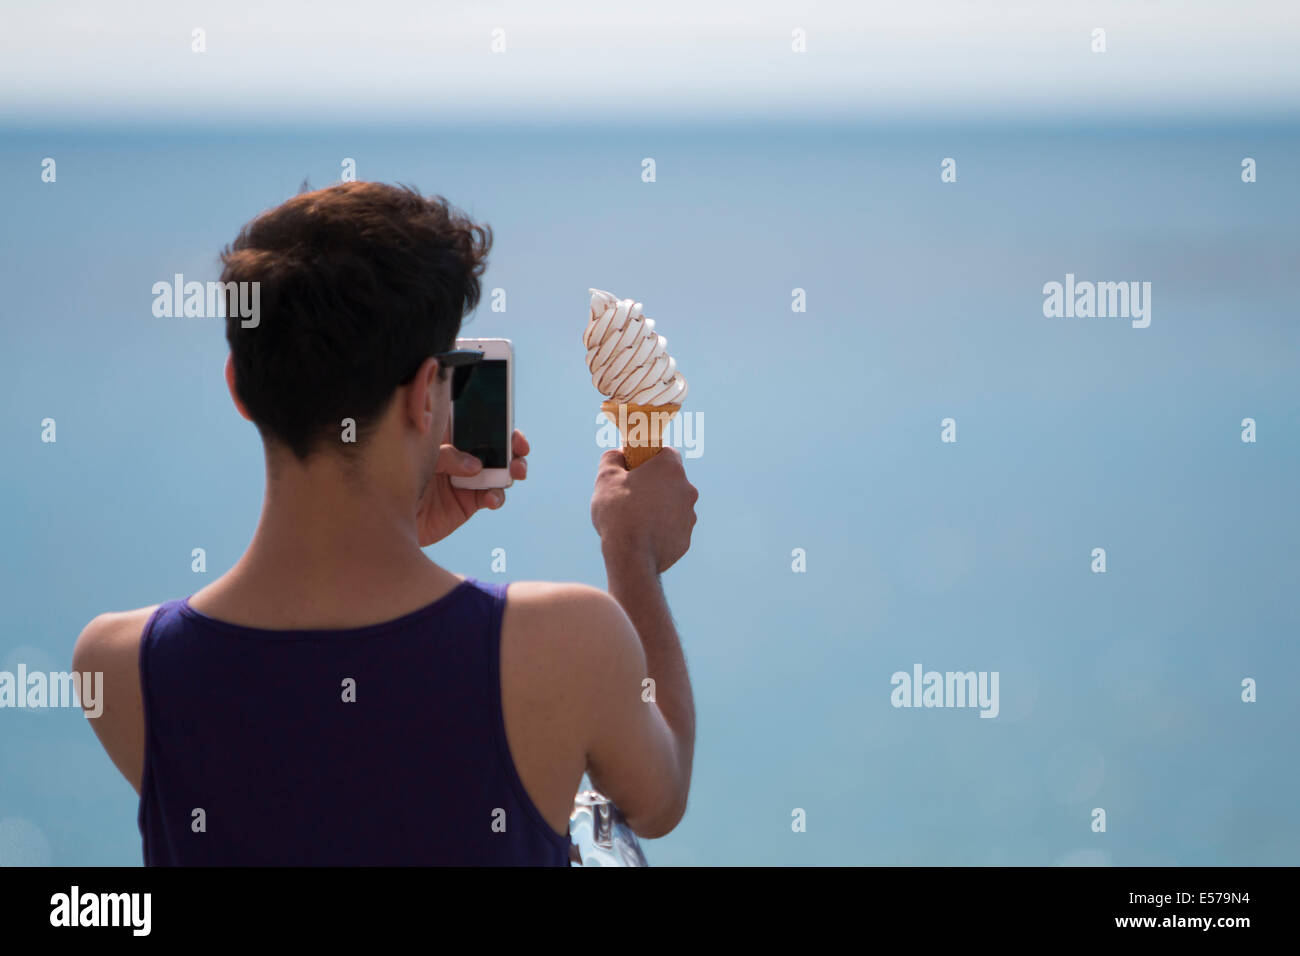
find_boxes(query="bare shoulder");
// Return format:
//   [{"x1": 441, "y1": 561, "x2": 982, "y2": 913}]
[
  {"x1": 73, "y1": 605, "x2": 160, "y2": 672},
  {"x1": 501, "y1": 581, "x2": 640, "y2": 668},
  {"x1": 499, "y1": 580, "x2": 648, "y2": 732},
  {"x1": 503, "y1": 580, "x2": 625, "y2": 624},
  {"x1": 72, "y1": 605, "x2": 159, "y2": 795},
  {"x1": 494, "y1": 582, "x2": 634, "y2": 832}
]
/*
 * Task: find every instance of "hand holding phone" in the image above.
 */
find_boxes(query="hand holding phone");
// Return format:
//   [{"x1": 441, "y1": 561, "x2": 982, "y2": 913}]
[{"x1": 416, "y1": 427, "x2": 529, "y2": 548}]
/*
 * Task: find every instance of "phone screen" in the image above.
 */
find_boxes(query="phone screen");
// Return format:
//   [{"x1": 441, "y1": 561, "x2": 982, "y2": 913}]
[{"x1": 452, "y1": 359, "x2": 508, "y2": 467}]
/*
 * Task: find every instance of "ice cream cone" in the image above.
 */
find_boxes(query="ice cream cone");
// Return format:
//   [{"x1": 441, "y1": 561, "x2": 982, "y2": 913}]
[{"x1": 602, "y1": 400, "x2": 681, "y2": 469}]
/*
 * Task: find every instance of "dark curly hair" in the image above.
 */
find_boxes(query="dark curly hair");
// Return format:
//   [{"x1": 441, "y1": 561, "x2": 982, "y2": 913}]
[{"x1": 220, "y1": 181, "x2": 492, "y2": 461}]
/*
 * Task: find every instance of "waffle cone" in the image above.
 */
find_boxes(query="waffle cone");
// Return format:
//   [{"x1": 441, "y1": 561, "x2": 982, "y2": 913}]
[{"x1": 601, "y1": 400, "x2": 682, "y2": 469}]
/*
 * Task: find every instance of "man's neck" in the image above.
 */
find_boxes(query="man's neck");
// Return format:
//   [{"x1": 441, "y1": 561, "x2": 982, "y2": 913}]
[
  {"x1": 253, "y1": 459, "x2": 419, "y2": 568},
  {"x1": 189, "y1": 458, "x2": 459, "y2": 629}
]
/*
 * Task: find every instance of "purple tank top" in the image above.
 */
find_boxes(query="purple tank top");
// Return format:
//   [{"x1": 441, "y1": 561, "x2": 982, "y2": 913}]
[{"x1": 137, "y1": 578, "x2": 572, "y2": 865}]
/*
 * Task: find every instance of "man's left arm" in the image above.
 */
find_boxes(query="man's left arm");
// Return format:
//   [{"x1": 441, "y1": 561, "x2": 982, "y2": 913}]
[{"x1": 72, "y1": 607, "x2": 157, "y2": 794}]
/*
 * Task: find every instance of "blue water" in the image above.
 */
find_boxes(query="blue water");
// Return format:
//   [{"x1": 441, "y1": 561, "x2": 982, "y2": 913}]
[{"x1": 1, "y1": 121, "x2": 1297, "y2": 865}]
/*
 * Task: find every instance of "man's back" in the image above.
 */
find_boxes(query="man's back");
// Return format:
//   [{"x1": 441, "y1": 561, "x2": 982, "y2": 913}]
[
  {"x1": 133, "y1": 578, "x2": 570, "y2": 865},
  {"x1": 76, "y1": 543, "x2": 694, "y2": 864}
]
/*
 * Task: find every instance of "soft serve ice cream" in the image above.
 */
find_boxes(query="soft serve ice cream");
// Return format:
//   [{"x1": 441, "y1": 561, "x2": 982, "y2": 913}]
[
  {"x1": 585, "y1": 288, "x2": 687, "y2": 468},
  {"x1": 585, "y1": 289, "x2": 688, "y2": 407}
]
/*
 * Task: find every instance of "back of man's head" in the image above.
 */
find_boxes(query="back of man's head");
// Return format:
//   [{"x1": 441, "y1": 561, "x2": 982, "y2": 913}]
[{"x1": 220, "y1": 182, "x2": 492, "y2": 461}]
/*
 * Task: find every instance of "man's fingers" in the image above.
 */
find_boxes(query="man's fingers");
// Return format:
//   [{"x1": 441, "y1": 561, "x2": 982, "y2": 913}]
[
  {"x1": 640, "y1": 446, "x2": 684, "y2": 474},
  {"x1": 512, "y1": 429, "x2": 530, "y2": 457},
  {"x1": 509, "y1": 456, "x2": 527, "y2": 481},
  {"x1": 437, "y1": 443, "x2": 483, "y2": 476},
  {"x1": 598, "y1": 449, "x2": 628, "y2": 475},
  {"x1": 477, "y1": 488, "x2": 505, "y2": 510}
]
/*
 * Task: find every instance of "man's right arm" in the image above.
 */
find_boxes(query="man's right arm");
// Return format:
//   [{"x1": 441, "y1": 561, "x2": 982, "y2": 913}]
[
  {"x1": 580, "y1": 448, "x2": 699, "y2": 838},
  {"x1": 562, "y1": 583, "x2": 690, "y2": 838}
]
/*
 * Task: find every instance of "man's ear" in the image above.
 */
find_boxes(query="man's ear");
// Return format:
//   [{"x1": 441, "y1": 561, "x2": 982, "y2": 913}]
[
  {"x1": 403, "y1": 356, "x2": 444, "y2": 436},
  {"x1": 225, "y1": 354, "x2": 253, "y2": 422}
]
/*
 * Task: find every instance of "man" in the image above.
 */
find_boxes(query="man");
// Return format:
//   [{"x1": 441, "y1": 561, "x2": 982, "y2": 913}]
[{"x1": 72, "y1": 182, "x2": 698, "y2": 865}]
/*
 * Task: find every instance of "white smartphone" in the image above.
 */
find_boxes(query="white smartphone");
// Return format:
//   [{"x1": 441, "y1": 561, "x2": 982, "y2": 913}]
[{"x1": 449, "y1": 337, "x2": 514, "y2": 490}]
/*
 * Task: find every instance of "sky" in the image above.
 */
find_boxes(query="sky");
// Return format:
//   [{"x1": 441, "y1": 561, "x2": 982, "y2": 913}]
[{"x1": 2, "y1": 1, "x2": 1299, "y2": 124}]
